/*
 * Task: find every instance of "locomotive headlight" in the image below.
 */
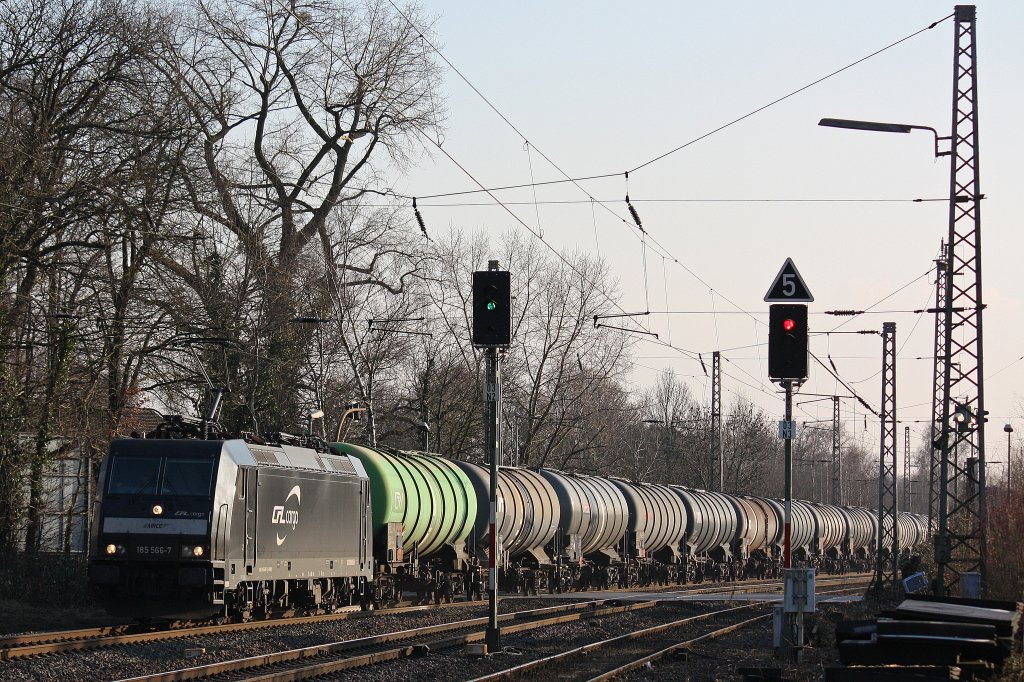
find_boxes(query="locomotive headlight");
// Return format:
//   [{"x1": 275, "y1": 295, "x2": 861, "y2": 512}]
[
  {"x1": 152, "y1": 504, "x2": 164, "y2": 516},
  {"x1": 181, "y1": 545, "x2": 205, "y2": 558},
  {"x1": 105, "y1": 543, "x2": 117, "y2": 555},
  {"x1": 193, "y1": 546, "x2": 204, "y2": 557}
]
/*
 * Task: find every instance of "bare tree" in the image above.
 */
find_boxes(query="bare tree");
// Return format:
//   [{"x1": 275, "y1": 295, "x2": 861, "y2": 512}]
[
  {"x1": 151, "y1": 0, "x2": 441, "y2": 431},
  {"x1": 722, "y1": 397, "x2": 781, "y2": 495},
  {"x1": 501, "y1": 238, "x2": 632, "y2": 469},
  {"x1": 0, "y1": 0, "x2": 178, "y2": 551}
]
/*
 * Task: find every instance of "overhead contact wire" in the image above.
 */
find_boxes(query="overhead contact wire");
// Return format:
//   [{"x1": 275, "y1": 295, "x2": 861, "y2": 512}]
[
  {"x1": 627, "y1": 13, "x2": 952, "y2": 173},
  {"x1": 274, "y1": 0, "x2": 657, "y2": 338},
  {"x1": 389, "y1": 2, "x2": 951, "y2": 339}
]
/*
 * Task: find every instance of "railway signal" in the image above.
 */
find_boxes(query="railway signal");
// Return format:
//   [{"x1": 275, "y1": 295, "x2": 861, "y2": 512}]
[
  {"x1": 472, "y1": 270, "x2": 511, "y2": 347},
  {"x1": 472, "y1": 261, "x2": 509, "y2": 653},
  {"x1": 768, "y1": 304, "x2": 809, "y2": 380},
  {"x1": 764, "y1": 258, "x2": 814, "y2": 661}
]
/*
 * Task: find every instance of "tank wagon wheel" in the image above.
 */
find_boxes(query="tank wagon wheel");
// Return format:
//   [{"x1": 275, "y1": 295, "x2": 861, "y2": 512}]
[
  {"x1": 667, "y1": 565, "x2": 680, "y2": 585},
  {"x1": 442, "y1": 576, "x2": 456, "y2": 603}
]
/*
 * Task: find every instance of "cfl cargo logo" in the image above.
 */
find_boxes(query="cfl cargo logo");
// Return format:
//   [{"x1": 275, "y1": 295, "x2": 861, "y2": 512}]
[{"x1": 271, "y1": 485, "x2": 301, "y2": 546}]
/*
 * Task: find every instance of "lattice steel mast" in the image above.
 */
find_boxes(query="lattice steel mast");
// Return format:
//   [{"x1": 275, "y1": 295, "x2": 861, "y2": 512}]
[
  {"x1": 873, "y1": 322, "x2": 899, "y2": 592},
  {"x1": 904, "y1": 425, "x2": 912, "y2": 513},
  {"x1": 937, "y1": 5, "x2": 986, "y2": 595},
  {"x1": 831, "y1": 396, "x2": 841, "y2": 505},
  {"x1": 710, "y1": 351, "x2": 722, "y2": 491},
  {"x1": 929, "y1": 244, "x2": 948, "y2": 533}
]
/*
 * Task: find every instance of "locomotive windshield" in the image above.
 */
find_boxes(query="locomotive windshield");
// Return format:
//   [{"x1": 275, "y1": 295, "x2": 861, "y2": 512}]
[
  {"x1": 108, "y1": 457, "x2": 160, "y2": 495},
  {"x1": 161, "y1": 458, "x2": 214, "y2": 496},
  {"x1": 107, "y1": 455, "x2": 214, "y2": 497}
]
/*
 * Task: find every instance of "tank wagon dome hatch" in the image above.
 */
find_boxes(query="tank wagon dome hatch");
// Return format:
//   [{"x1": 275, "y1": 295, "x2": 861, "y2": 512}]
[
  {"x1": 536, "y1": 468, "x2": 628, "y2": 561},
  {"x1": 451, "y1": 461, "x2": 559, "y2": 564},
  {"x1": 606, "y1": 477, "x2": 686, "y2": 561},
  {"x1": 330, "y1": 443, "x2": 476, "y2": 559}
]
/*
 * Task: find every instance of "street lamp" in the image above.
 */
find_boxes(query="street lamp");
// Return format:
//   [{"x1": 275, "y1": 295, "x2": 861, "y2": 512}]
[
  {"x1": 817, "y1": 118, "x2": 948, "y2": 159},
  {"x1": 823, "y1": 10, "x2": 985, "y2": 596},
  {"x1": 1004, "y1": 424, "x2": 1013, "y2": 491}
]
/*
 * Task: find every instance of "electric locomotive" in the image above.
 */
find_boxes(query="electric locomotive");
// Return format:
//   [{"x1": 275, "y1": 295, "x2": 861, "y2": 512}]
[{"x1": 89, "y1": 421, "x2": 374, "y2": 620}]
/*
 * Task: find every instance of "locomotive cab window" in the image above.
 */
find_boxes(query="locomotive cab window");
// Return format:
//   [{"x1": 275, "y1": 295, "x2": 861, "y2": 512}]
[
  {"x1": 107, "y1": 457, "x2": 160, "y2": 495},
  {"x1": 107, "y1": 455, "x2": 215, "y2": 497},
  {"x1": 162, "y1": 458, "x2": 214, "y2": 496}
]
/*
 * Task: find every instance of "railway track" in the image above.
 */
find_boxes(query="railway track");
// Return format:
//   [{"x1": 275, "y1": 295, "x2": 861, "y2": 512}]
[
  {"x1": 469, "y1": 603, "x2": 770, "y2": 681},
  {"x1": 113, "y1": 599, "x2": 660, "y2": 682},
  {"x1": 0, "y1": 599, "x2": 483, "y2": 661},
  {"x1": 470, "y1": 584, "x2": 868, "y2": 682},
  {"x1": 0, "y1": 573, "x2": 869, "y2": 662},
  {"x1": 84, "y1": 576, "x2": 869, "y2": 682}
]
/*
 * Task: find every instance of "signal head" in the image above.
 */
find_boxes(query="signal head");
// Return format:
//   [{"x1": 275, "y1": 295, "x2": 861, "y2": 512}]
[{"x1": 768, "y1": 304, "x2": 809, "y2": 380}]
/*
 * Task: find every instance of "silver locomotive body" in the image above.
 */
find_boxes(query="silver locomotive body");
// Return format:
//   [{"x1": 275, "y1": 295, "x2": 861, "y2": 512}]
[{"x1": 88, "y1": 437, "x2": 372, "y2": 620}]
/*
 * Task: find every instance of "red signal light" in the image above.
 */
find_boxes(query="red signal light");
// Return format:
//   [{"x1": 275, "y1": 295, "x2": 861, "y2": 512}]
[{"x1": 782, "y1": 318, "x2": 796, "y2": 332}]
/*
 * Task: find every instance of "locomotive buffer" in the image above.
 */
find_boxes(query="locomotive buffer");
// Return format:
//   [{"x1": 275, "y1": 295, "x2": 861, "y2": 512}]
[{"x1": 765, "y1": 258, "x2": 814, "y2": 661}]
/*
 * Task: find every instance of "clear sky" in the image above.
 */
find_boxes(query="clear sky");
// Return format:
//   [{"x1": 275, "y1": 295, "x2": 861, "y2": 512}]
[{"x1": 387, "y1": 1, "x2": 1024, "y2": 468}]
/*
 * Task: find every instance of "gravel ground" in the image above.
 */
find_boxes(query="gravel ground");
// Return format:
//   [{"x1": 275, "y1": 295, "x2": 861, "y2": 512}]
[
  {"x1": 615, "y1": 603, "x2": 850, "y2": 682},
  {"x1": 0, "y1": 598, "x2": 582, "y2": 682},
  {"x1": 322, "y1": 601, "x2": 758, "y2": 682},
  {"x1": 1, "y1": 597, "x2": 872, "y2": 682},
  {"x1": 0, "y1": 601, "x2": 128, "y2": 635}
]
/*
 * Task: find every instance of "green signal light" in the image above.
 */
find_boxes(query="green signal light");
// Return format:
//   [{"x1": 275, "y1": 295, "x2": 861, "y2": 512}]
[{"x1": 487, "y1": 301, "x2": 496, "y2": 311}]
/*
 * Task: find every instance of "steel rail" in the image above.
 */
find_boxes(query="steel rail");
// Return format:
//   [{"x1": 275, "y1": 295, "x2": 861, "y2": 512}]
[
  {"x1": 0, "y1": 599, "x2": 483, "y2": 660},
  {"x1": 587, "y1": 613, "x2": 773, "y2": 682},
  {"x1": 119, "y1": 582, "x2": 870, "y2": 682},
  {"x1": 588, "y1": 585, "x2": 869, "y2": 682},
  {"x1": 469, "y1": 582, "x2": 869, "y2": 681},
  {"x1": 111, "y1": 600, "x2": 659, "y2": 682},
  {"x1": 0, "y1": 573, "x2": 869, "y2": 660}
]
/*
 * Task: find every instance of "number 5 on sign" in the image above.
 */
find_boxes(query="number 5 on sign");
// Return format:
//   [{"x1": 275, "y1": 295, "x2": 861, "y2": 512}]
[
  {"x1": 782, "y1": 273, "x2": 796, "y2": 297},
  {"x1": 764, "y1": 258, "x2": 814, "y2": 303}
]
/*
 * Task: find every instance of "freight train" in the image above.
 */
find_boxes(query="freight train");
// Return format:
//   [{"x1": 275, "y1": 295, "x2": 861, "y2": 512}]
[{"x1": 88, "y1": 421, "x2": 929, "y2": 621}]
